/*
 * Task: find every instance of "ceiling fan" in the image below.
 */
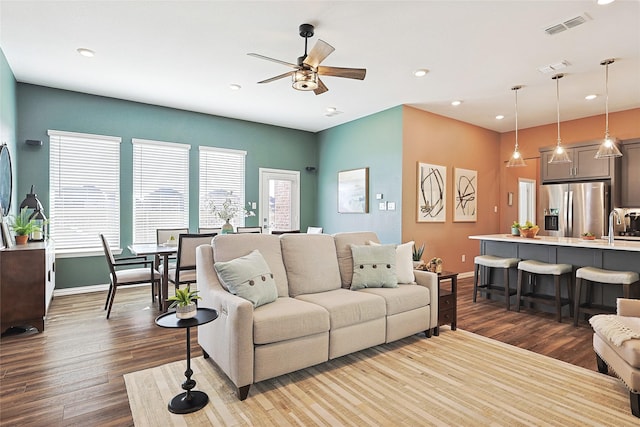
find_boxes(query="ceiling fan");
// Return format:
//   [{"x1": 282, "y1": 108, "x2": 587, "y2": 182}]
[{"x1": 248, "y1": 23, "x2": 366, "y2": 95}]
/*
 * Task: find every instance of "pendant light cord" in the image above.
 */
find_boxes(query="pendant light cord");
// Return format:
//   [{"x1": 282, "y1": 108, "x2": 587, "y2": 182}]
[
  {"x1": 605, "y1": 61, "x2": 609, "y2": 137},
  {"x1": 515, "y1": 88, "x2": 519, "y2": 149}
]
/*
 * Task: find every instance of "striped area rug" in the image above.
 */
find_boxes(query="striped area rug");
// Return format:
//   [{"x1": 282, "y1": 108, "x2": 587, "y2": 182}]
[{"x1": 124, "y1": 329, "x2": 636, "y2": 426}]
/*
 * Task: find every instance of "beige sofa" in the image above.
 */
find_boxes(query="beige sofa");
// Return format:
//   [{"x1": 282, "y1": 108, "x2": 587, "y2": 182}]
[{"x1": 196, "y1": 231, "x2": 438, "y2": 400}]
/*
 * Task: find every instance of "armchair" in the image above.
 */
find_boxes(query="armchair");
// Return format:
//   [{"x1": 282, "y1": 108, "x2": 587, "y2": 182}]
[{"x1": 591, "y1": 298, "x2": 640, "y2": 417}]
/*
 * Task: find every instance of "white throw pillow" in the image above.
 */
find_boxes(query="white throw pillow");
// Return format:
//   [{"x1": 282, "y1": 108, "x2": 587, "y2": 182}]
[{"x1": 369, "y1": 240, "x2": 415, "y2": 284}]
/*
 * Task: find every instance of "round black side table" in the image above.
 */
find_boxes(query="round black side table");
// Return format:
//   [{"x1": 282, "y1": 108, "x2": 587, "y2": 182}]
[{"x1": 155, "y1": 307, "x2": 218, "y2": 414}]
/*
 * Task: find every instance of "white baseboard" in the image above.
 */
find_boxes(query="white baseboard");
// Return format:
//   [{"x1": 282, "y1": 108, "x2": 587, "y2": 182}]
[{"x1": 54, "y1": 284, "x2": 109, "y2": 296}]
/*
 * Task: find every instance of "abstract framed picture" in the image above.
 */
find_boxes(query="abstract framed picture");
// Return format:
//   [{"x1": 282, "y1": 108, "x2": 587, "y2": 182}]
[
  {"x1": 417, "y1": 162, "x2": 446, "y2": 222},
  {"x1": 338, "y1": 167, "x2": 369, "y2": 214},
  {"x1": 454, "y1": 167, "x2": 477, "y2": 222}
]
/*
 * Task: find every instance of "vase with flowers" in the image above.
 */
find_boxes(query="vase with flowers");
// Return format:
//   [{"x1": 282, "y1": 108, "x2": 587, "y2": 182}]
[{"x1": 207, "y1": 195, "x2": 256, "y2": 234}]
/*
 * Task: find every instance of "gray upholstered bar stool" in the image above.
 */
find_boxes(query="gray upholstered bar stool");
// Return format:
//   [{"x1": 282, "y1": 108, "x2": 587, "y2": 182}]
[
  {"x1": 515, "y1": 260, "x2": 573, "y2": 322},
  {"x1": 573, "y1": 267, "x2": 640, "y2": 326},
  {"x1": 473, "y1": 255, "x2": 520, "y2": 310}
]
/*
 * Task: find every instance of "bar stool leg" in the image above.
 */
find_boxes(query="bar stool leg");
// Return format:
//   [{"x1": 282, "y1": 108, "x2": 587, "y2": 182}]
[
  {"x1": 515, "y1": 269, "x2": 524, "y2": 312},
  {"x1": 567, "y1": 274, "x2": 574, "y2": 318},
  {"x1": 473, "y1": 263, "x2": 480, "y2": 303},
  {"x1": 574, "y1": 277, "x2": 582, "y2": 327},
  {"x1": 503, "y1": 267, "x2": 510, "y2": 311},
  {"x1": 554, "y1": 275, "x2": 562, "y2": 322}
]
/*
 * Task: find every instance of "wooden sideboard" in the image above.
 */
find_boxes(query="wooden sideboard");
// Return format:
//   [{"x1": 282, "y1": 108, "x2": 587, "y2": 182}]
[{"x1": 0, "y1": 240, "x2": 55, "y2": 333}]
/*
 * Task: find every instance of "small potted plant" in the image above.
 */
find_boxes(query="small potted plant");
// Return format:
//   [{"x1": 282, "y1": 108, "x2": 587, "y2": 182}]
[
  {"x1": 412, "y1": 242, "x2": 425, "y2": 269},
  {"x1": 511, "y1": 221, "x2": 520, "y2": 236},
  {"x1": 167, "y1": 286, "x2": 201, "y2": 319},
  {"x1": 9, "y1": 207, "x2": 41, "y2": 245}
]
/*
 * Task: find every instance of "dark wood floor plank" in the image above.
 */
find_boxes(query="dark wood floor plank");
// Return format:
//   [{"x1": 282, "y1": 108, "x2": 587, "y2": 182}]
[{"x1": 0, "y1": 276, "x2": 598, "y2": 425}]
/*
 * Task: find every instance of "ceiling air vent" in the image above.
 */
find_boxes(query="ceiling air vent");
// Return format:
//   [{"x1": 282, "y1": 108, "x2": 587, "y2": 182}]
[{"x1": 544, "y1": 13, "x2": 591, "y2": 36}]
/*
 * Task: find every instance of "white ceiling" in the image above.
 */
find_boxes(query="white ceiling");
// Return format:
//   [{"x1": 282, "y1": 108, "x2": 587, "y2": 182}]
[{"x1": 1, "y1": 1, "x2": 639, "y2": 134}]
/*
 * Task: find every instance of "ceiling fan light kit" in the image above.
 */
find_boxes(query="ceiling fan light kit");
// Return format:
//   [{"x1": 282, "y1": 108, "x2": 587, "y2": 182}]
[{"x1": 248, "y1": 23, "x2": 366, "y2": 96}]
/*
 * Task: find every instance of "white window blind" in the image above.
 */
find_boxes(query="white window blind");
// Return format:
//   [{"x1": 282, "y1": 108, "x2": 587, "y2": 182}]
[
  {"x1": 199, "y1": 146, "x2": 247, "y2": 228},
  {"x1": 132, "y1": 138, "x2": 190, "y2": 244},
  {"x1": 49, "y1": 130, "x2": 121, "y2": 252}
]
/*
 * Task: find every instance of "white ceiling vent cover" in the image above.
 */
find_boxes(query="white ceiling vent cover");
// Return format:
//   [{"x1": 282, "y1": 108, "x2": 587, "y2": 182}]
[{"x1": 544, "y1": 13, "x2": 591, "y2": 35}]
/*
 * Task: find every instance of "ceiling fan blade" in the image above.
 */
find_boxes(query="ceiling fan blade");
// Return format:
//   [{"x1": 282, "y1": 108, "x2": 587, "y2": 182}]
[
  {"x1": 247, "y1": 53, "x2": 298, "y2": 69},
  {"x1": 318, "y1": 66, "x2": 366, "y2": 80},
  {"x1": 303, "y1": 39, "x2": 335, "y2": 68},
  {"x1": 257, "y1": 71, "x2": 294, "y2": 84},
  {"x1": 314, "y1": 78, "x2": 329, "y2": 95}
]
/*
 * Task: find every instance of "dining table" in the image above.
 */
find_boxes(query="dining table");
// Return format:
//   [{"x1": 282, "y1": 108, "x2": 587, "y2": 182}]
[{"x1": 128, "y1": 243, "x2": 178, "y2": 312}]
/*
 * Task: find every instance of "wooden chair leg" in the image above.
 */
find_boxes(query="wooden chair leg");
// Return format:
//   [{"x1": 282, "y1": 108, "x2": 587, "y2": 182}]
[
  {"x1": 574, "y1": 277, "x2": 582, "y2": 327},
  {"x1": 106, "y1": 284, "x2": 117, "y2": 319},
  {"x1": 104, "y1": 282, "x2": 113, "y2": 310}
]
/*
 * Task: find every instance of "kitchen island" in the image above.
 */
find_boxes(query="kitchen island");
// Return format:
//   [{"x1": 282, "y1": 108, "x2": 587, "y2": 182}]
[{"x1": 469, "y1": 234, "x2": 640, "y2": 313}]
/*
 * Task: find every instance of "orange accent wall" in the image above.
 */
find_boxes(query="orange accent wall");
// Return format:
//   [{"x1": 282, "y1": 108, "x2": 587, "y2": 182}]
[
  {"x1": 402, "y1": 106, "x2": 501, "y2": 274},
  {"x1": 402, "y1": 107, "x2": 640, "y2": 274}
]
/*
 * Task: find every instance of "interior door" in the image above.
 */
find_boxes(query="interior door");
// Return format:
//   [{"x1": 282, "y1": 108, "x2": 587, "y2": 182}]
[{"x1": 259, "y1": 168, "x2": 300, "y2": 233}]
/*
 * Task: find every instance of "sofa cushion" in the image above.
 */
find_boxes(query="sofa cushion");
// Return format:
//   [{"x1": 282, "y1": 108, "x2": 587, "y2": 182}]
[
  {"x1": 212, "y1": 234, "x2": 289, "y2": 297},
  {"x1": 281, "y1": 234, "x2": 342, "y2": 297},
  {"x1": 214, "y1": 249, "x2": 278, "y2": 308},
  {"x1": 334, "y1": 232, "x2": 380, "y2": 288},
  {"x1": 253, "y1": 297, "x2": 330, "y2": 345},
  {"x1": 350, "y1": 244, "x2": 398, "y2": 290},
  {"x1": 297, "y1": 289, "x2": 386, "y2": 330},
  {"x1": 359, "y1": 283, "x2": 430, "y2": 316},
  {"x1": 369, "y1": 240, "x2": 415, "y2": 284}
]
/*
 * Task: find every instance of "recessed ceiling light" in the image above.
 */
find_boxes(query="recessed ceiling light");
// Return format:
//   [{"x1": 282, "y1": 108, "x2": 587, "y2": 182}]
[
  {"x1": 451, "y1": 100, "x2": 462, "y2": 106},
  {"x1": 413, "y1": 69, "x2": 428, "y2": 77},
  {"x1": 229, "y1": 84, "x2": 241, "y2": 91},
  {"x1": 585, "y1": 94, "x2": 598, "y2": 100},
  {"x1": 496, "y1": 115, "x2": 505, "y2": 120},
  {"x1": 326, "y1": 106, "x2": 337, "y2": 113},
  {"x1": 76, "y1": 48, "x2": 95, "y2": 57}
]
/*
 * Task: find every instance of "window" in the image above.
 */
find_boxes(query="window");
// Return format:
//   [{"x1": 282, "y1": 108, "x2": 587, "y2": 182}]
[
  {"x1": 49, "y1": 130, "x2": 121, "y2": 252},
  {"x1": 199, "y1": 146, "x2": 247, "y2": 228},
  {"x1": 132, "y1": 139, "x2": 190, "y2": 244}
]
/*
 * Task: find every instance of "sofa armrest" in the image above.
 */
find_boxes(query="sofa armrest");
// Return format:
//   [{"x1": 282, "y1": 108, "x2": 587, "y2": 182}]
[
  {"x1": 414, "y1": 270, "x2": 439, "y2": 329},
  {"x1": 617, "y1": 298, "x2": 640, "y2": 317},
  {"x1": 196, "y1": 245, "x2": 255, "y2": 389}
]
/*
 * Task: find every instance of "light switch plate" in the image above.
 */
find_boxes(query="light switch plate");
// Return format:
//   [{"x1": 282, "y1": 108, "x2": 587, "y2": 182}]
[
  {"x1": 376, "y1": 193, "x2": 383, "y2": 200},
  {"x1": 379, "y1": 202, "x2": 387, "y2": 210},
  {"x1": 387, "y1": 202, "x2": 396, "y2": 211}
]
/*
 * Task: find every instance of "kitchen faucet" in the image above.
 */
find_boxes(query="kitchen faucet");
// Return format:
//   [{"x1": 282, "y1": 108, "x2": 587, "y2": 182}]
[{"x1": 609, "y1": 209, "x2": 620, "y2": 244}]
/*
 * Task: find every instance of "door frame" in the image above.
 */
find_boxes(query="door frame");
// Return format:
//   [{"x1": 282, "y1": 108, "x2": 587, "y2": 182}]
[{"x1": 258, "y1": 168, "x2": 300, "y2": 233}]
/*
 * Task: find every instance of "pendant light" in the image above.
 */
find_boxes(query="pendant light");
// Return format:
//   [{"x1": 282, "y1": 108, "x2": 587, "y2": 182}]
[
  {"x1": 507, "y1": 85, "x2": 526, "y2": 167},
  {"x1": 595, "y1": 58, "x2": 622, "y2": 159},
  {"x1": 548, "y1": 73, "x2": 572, "y2": 164}
]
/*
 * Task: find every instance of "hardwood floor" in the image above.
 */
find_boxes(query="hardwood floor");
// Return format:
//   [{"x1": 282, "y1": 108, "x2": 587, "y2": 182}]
[{"x1": 0, "y1": 276, "x2": 597, "y2": 426}]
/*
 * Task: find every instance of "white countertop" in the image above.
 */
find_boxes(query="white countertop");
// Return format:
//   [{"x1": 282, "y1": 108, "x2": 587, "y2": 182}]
[{"x1": 469, "y1": 234, "x2": 640, "y2": 252}]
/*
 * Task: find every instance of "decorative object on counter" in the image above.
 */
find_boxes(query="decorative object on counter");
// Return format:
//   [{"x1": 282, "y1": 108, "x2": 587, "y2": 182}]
[
  {"x1": 167, "y1": 286, "x2": 201, "y2": 319},
  {"x1": 8, "y1": 207, "x2": 42, "y2": 245},
  {"x1": 548, "y1": 73, "x2": 572, "y2": 164},
  {"x1": 518, "y1": 220, "x2": 540, "y2": 238},
  {"x1": 412, "y1": 242, "x2": 425, "y2": 268},
  {"x1": 506, "y1": 85, "x2": 527, "y2": 167},
  {"x1": 581, "y1": 232, "x2": 596, "y2": 240},
  {"x1": 207, "y1": 193, "x2": 256, "y2": 234},
  {"x1": 417, "y1": 162, "x2": 446, "y2": 222},
  {"x1": 18, "y1": 185, "x2": 47, "y2": 241},
  {"x1": 595, "y1": 59, "x2": 623, "y2": 159},
  {"x1": 511, "y1": 221, "x2": 521, "y2": 236},
  {"x1": 165, "y1": 235, "x2": 178, "y2": 246},
  {"x1": 429, "y1": 257, "x2": 443, "y2": 273},
  {"x1": 453, "y1": 168, "x2": 477, "y2": 222}
]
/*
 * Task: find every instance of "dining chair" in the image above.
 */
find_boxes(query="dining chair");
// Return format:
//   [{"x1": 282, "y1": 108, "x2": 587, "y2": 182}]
[
  {"x1": 271, "y1": 229, "x2": 300, "y2": 235},
  {"x1": 236, "y1": 226, "x2": 262, "y2": 234},
  {"x1": 159, "y1": 233, "x2": 217, "y2": 293},
  {"x1": 155, "y1": 228, "x2": 189, "y2": 267},
  {"x1": 306, "y1": 226, "x2": 323, "y2": 234},
  {"x1": 100, "y1": 233, "x2": 161, "y2": 319},
  {"x1": 198, "y1": 227, "x2": 221, "y2": 234}
]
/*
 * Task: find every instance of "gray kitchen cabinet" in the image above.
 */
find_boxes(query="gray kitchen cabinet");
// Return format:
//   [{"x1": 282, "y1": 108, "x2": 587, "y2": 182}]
[
  {"x1": 621, "y1": 140, "x2": 640, "y2": 207},
  {"x1": 541, "y1": 143, "x2": 613, "y2": 183}
]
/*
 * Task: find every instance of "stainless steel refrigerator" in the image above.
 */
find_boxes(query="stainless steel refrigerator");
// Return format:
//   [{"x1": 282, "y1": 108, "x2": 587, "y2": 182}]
[{"x1": 538, "y1": 181, "x2": 609, "y2": 238}]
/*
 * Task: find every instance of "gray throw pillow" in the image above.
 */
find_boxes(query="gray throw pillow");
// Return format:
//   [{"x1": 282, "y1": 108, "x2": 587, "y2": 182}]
[
  {"x1": 214, "y1": 249, "x2": 278, "y2": 308},
  {"x1": 350, "y1": 244, "x2": 398, "y2": 290}
]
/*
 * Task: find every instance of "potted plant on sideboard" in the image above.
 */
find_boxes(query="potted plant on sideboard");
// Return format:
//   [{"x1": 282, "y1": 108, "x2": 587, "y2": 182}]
[
  {"x1": 9, "y1": 207, "x2": 41, "y2": 245},
  {"x1": 412, "y1": 242, "x2": 425, "y2": 269}
]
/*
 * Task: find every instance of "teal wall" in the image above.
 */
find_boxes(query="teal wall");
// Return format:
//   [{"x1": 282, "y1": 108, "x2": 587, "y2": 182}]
[
  {"x1": 317, "y1": 107, "x2": 403, "y2": 243},
  {"x1": 16, "y1": 84, "x2": 317, "y2": 288},
  {"x1": 0, "y1": 48, "x2": 18, "y2": 218}
]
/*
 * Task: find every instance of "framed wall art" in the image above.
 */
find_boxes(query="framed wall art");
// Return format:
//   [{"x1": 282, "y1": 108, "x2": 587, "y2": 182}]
[
  {"x1": 454, "y1": 167, "x2": 477, "y2": 222},
  {"x1": 338, "y1": 167, "x2": 369, "y2": 213},
  {"x1": 417, "y1": 162, "x2": 446, "y2": 222}
]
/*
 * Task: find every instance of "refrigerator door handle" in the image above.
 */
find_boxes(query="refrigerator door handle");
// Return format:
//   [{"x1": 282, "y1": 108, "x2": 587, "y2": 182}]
[{"x1": 567, "y1": 190, "x2": 574, "y2": 237}]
